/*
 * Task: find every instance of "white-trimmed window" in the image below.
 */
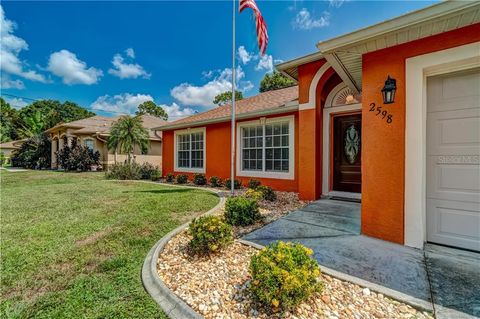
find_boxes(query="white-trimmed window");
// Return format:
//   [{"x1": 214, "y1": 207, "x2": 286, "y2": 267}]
[
  {"x1": 174, "y1": 128, "x2": 206, "y2": 173},
  {"x1": 237, "y1": 115, "x2": 294, "y2": 180},
  {"x1": 84, "y1": 139, "x2": 94, "y2": 151}
]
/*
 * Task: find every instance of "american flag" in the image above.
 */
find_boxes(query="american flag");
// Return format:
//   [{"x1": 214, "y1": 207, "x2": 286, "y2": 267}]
[{"x1": 239, "y1": 0, "x2": 268, "y2": 56}]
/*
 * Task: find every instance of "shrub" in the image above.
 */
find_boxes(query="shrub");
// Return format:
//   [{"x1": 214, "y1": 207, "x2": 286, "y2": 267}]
[
  {"x1": 209, "y1": 176, "x2": 222, "y2": 187},
  {"x1": 0, "y1": 152, "x2": 6, "y2": 166},
  {"x1": 140, "y1": 162, "x2": 160, "y2": 180},
  {"x1": 11, "y1": 133, "x2": 51, "y2": 169},
  {"x1": 105, "y1": 162, "x2": 142, "y2": 180},
  {"x1": 165, "y1": 173, "x2": 174, "y2": 182},
  {"x1": 247, "y1": 179, "x2": 261, "y2": 189},
  {"x1": 188, "y1": 215, "x2": 233, "y2": 255},
  {"x1": 193, "y1": 173, "x2": 207, "y2": 186},
  {"x1": 225, "y1": 178, "x2": 242, "y2": 190},
  {"x1": 176, "y1": 174, "x2": 188, "y2": 184},
  {"x1": 56, "y1": 137, "x2": 100, "y2": 171},
  {"x1": 257, "y1": 185, "x2": 277, "y2": 202},
  {"x1": 224, "y1": 196, "x2": 261, "y2": 226},
  {"x1": 245, "y1": 188, "x2": 263, "y2": 201},
  {"x1": 150, "y1": 170, "x2": 161, "y2": 181},
  {"x1": 250, "y1": 241, "x2": 322, "y2": 311}
]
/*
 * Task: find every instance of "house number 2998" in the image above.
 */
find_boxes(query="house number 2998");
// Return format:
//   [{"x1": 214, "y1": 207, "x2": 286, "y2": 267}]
[{"x1": 369, "y1": 103, "x2": 393, "y2": 124}]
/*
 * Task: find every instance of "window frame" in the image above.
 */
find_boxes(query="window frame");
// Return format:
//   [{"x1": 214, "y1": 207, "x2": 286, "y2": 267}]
[
  {"x1": 173, "y1": 127, "x2": 206, "y2": 173},
  {"x1": 83, "y1": 138, "x2": 95, "y2": 151},
  {"x1": 236, "y1": 115, "x2": 295, "y2": 180}
]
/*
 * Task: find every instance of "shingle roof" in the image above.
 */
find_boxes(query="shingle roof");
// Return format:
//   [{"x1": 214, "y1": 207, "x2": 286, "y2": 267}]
[
  {"x1": 156, "y1": 85, "x2": 299, "y2": 130},
  {"x1": 47, "y1": 115, "x2": 167, "y2": 139}
]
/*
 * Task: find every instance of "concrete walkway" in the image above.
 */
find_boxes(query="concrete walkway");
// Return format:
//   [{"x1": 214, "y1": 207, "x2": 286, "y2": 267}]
[{"x1": 242, "y1": 199, "x2": 480, "y2": 319}]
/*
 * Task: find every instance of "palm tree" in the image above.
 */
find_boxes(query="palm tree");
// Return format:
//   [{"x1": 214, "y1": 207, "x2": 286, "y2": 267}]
[{"x1": 107, "y1": 116, "x2": 149, "y2": 164}]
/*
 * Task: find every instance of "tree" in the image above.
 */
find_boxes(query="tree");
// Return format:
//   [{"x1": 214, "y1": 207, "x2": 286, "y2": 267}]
[
  {"x1": 0, "y1": 98, "x2": 20, "y2": 142},
  {"x1": 213, "y1": 91, "x2": 243, "y2": 106},
  {"x1": 259, "y1": 71, "x2": 296, "y2": 93},
  {"x1": 18, "y1": 110, "x2": 45, "y2": 138},
  {"x1": 135, "y1": 101, "x2": 168, "y2": 120},
  {"x1": 11, "y1": 133, "x2": 51, "y2": 169},
  {"x1": 107, "y1": 116, "x2": 149, "y2": 164},
  {"x1": 18, "y1": 100, "x2": 95, "y2": 132}
]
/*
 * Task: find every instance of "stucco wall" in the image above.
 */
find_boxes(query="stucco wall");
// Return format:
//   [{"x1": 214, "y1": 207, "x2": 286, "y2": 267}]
[
  {"x1": 361, "y1": 23, "x2": 480, "y2": 244},
  {"x1": 162, "y1": 112, "x2": 299, "y2": 191}
]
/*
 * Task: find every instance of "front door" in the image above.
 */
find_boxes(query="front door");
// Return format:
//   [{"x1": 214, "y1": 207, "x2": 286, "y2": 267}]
[{"x1": 332, "y1": 114, "x2": 362, "y2": 193}]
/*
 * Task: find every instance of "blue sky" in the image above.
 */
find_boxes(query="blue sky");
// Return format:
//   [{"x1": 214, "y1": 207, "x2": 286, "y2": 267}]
[{"x1": 1, "y1": 0, "x2": 437, "y2": 120}]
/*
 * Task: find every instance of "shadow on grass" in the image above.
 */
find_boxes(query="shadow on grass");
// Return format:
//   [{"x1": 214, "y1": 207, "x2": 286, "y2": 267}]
[{"x1": 123, "y1": 188, "x2": 197, "y2": 194}]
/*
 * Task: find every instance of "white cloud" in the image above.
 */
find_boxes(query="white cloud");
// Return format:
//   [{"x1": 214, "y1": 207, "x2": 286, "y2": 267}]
[
  {"x1": 108, "y1": 49, "x2": 150, "y2": 79},
  {"x1": 238, "y1": 46, "x2": 253, "y2": 65},
  {"x1": 0, "y1": 5, "x2": 46, "y2": 84},
  {"x1": 1, "y1": 75, "x2": 25, "y2": 89},
  {"x1": 47, "y1": 50, "x2": 103, "y2": 85},
  {"x1": 125, "y1": 48, "x2": 135, "y2": 58},
  {"x1": 292, "y1": 8, "x2": 330, "y2": 30},
  {"x1": 90, "y1": 93, "x2": 152, "y2": 114},
  {"x1": 5, "y1": 97, "x2": 28, "y2": 109},
  {"x1": 329, "y1": 0, "x2": 345, "y2": 8},
  {"x1": 160, "y1": 103, "x2": 195, "y2": 120},
  {"x1": 171, "y1": 66, "x2": 247, "y2": 107},
  {"x1": 255, "y1": 54, "x2": 274, "y2": 72}
]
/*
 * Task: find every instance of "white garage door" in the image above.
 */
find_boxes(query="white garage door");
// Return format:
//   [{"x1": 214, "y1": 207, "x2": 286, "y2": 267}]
[{"x1": 426, "y1": 68, "x2": 480, "y2": 252}]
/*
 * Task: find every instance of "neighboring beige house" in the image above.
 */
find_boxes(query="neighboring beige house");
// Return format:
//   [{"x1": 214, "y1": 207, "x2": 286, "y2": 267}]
[
  {"x1": 46, "y1": 115, "x2": 167, "y2": 169},
  {"x1": 0, "y1": 139, "x2": 25, "y2": 160}
]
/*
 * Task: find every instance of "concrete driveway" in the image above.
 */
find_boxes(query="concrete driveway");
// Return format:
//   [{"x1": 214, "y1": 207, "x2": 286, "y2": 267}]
[{"x1": 243, "y1": 199, "x2": 480, "y2": 319}]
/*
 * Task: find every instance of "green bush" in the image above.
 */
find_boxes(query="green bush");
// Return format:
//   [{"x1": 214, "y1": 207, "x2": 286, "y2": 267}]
[
  {"x1": 209, "y1": 176, "x2": 222, "y2": 187},
  {"x1": 140, "y1": 162, "x2": 160, "y2": 180},
  {"x1": 56, "y1": 137, "x2": 101, "y2": 171},
  {"x1": 245, "y1": 188, "x2": 263, "y2": 201},
  {"x1": 193, "y1": 173, "x2": 207, "y2": 186},
  {"x1": 150, "y1": 170, "x2": 161, "y2": 181},
  {"x1": 188, "y1": 215, "x2": 233, "y2": 255},
  {"x1": 247, "y1": 179, "x2": 261, "y2": 189},
  {"x1": 106, "y1": 162, "x2": 142, "y2": 180},
  {"x1": 225, "y1": 178, "x2": 242, "y2": 190},
  {"x1": 176, "y1": 174, "x2": 188, "y2": 184},
  {"x1": 250, "y1": 241, "x2": 322, "y2": 311},
  {"x1": 257, "y1": 185, "x2": 277, "y2": 201},
  {"x1": 165, "y1": 173, "x2": 174, "y2": 182},
  {"x1": 224, "y1": 196, "x2": 261, "y2": 226},
  {"x1": 11, "y1": 133, "x2": 51, "y2": 169}
]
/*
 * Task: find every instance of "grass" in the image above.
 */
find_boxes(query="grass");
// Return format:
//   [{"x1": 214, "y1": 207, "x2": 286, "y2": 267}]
[{"x1": 0, "y1": 170, "x2": 219, "y2": 319}]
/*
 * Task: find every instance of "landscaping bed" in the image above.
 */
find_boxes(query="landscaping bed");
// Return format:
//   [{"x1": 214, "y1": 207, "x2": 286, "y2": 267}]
[{"x1": 157, "y1": 232, "x2": 434, "y2": 319}]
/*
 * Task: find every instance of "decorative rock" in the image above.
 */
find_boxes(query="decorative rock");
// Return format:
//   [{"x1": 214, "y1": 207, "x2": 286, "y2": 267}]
[{"x1": 157, "y1": 228, "x2": 434, "y2": 319}]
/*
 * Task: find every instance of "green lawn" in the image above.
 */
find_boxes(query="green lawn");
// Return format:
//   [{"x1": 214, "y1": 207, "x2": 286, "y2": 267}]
[{"x1": 0, "y1": 170, "x2": 219, "y2": 319}]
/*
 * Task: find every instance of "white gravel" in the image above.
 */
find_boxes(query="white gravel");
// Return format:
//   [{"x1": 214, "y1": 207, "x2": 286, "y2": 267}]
[{"x1": 157, "y1": 232, "x2": 434, "y2": 319}]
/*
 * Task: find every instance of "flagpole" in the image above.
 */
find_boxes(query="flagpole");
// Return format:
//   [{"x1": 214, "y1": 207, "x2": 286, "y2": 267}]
[{"x1": 230, "y1": 0, "x2": 236, "y2": 195}]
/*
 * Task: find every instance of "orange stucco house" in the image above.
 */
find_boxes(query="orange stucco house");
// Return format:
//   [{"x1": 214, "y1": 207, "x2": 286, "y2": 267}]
[{"x1": 154, "y1": 2, "x2": 480, "y2": 252}]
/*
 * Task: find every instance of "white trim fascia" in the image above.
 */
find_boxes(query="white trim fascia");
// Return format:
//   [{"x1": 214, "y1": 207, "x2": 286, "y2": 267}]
[
  {"x1": 276, "y1": 52, "x2": 324, "y2": 72},
  {"x1": 405, "y1": 41, "x2": 480, "y2": 249},
  {"x1": 316, "y1": 1, "x2": 479, "y2": 53},
  {"x1": 173, "y1": 127, "x2": 206, "y2": 174},
  {"x1": 299, "y1": 62, "x2": 331, "y2": 110},
  {"x1": 154, "y1": 103, "x2": 299, "y2": 131},
  {"x1": 324, "y1": 53, "x2": 361, "y2": 93},
  {"x1": 236, "y1": 115, "x2": 295, "y2": 180},
  {"x1": 322, "y1": 103, "x2": 362, "y2": 197}
]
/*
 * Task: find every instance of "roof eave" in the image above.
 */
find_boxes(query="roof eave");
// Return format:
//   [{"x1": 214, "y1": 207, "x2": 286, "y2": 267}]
[
  {"x1": 316, "y1": 1, "x2": 478, "y2": 53},
  {"x1": 153, "y1": 101, "x2": 299, "y2": 131}
]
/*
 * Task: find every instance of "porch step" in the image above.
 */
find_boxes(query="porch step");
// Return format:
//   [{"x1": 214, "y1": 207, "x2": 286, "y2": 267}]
[{"x1": 330, "y1": 196, "x2": 361, "y2": 203}]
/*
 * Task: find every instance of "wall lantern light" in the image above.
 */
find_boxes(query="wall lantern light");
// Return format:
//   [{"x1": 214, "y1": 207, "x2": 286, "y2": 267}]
[{"x1": 381, "y1": 75, "x2": 397, "y2": 104}]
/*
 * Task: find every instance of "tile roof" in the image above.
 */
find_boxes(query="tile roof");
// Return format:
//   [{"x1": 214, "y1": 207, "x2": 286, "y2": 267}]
[
  {"x1": 0, "y1": 139, "x2": 26, "y2": 149},
  {"x1": 47, "y1": 115, "x2": 167, "y2": 139},
  {"x1": 157, "y1": 85, "x2": 299, "y2": 130}
]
